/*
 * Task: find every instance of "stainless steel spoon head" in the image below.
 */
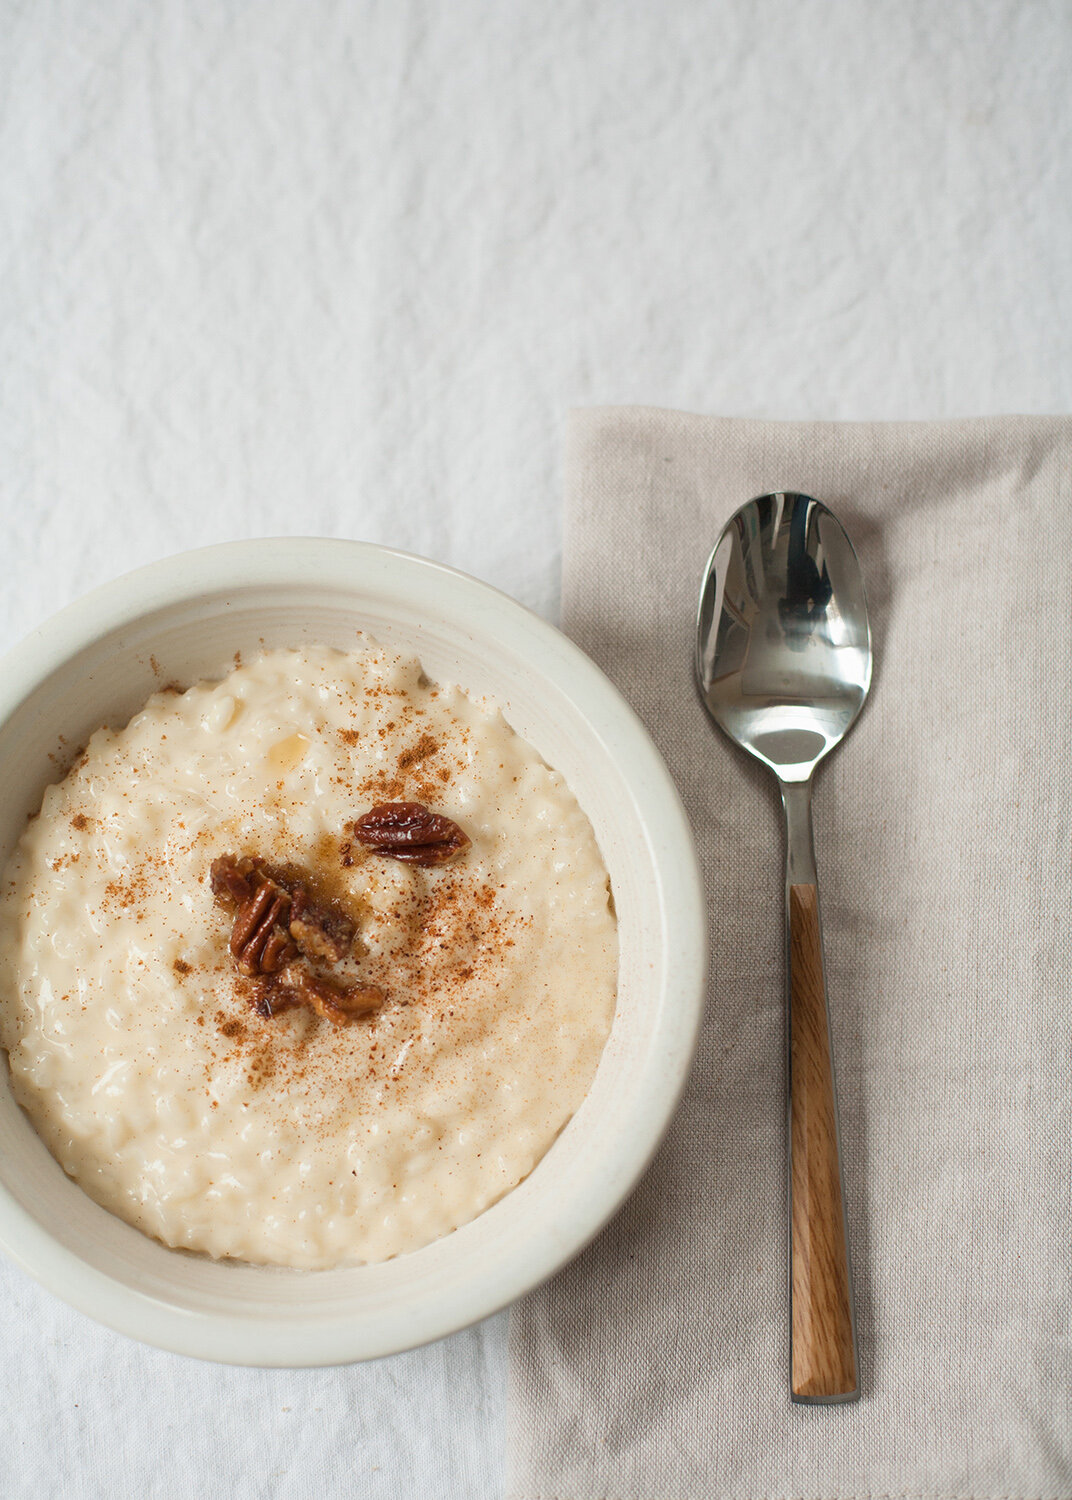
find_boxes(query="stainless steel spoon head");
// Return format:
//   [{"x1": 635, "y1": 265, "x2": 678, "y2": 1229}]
[{"x1": 695, "y1": 493, "x2": 872, "y2": 782}]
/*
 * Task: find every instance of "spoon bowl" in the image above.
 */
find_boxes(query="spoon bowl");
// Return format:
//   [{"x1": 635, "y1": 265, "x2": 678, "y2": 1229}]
[
  {"x1": 696, "y1": 492, "x2": 872, "y2": 1405},
  {"x1": 696, "y1": 493, "x2": 871, "y2": 782}
]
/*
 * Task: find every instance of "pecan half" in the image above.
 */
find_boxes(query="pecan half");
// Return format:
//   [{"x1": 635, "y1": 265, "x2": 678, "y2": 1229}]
[
  {"x1": 210, "y1": 854, "x2": 261, "y2": 908},
  {"x1": 288, "y1": 884, "x2": 354, "y2": 962},
  {"x1": 229, "y1": 875, "x2": 298, "y2": 976},
  {"x1": 352, "y1": 802, "x2": 470, "y2": 865},
  {"x1": 274, "y1": 964, "x2": 385, "y2": 1026}
]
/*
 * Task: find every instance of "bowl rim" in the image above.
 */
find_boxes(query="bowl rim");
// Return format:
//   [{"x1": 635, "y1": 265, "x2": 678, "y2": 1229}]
[{"x1": 0, "y1": 538, "x2": 707, "y2": 1365}]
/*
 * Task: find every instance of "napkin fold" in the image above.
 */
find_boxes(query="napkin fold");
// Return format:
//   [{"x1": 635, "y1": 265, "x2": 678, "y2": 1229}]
[{"x1": 507, "y1": 410, "x2": 1072, "y2": 1500}]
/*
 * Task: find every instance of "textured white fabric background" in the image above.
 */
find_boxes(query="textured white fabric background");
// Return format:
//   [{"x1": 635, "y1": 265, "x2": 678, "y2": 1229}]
[{"x1": 0, "y1": 2, "x2": 1069, "y2": 1497}]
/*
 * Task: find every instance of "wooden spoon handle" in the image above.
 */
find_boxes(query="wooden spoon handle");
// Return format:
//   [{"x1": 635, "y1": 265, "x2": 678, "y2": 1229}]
[{"x1": 789, "y1": 882, "x2": 858, "y2": 1402}]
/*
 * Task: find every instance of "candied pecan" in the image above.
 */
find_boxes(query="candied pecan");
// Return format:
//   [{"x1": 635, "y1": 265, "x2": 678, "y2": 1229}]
[
  {"x1": 212, "y1": 855, "x2": 356, "y2": 970},
  {"x1": 230, "y1": 878, "x2": 298, "y2": 976},
  {"x1": 288, "y1": 885, "x2": 354, "y2": 963},
  {"x1": 249, "y1": 981, "x2": 299, "y2": 1020},
  {"x1": 210, "y1": 854, "x2": 259, "y2": 907},
  {"x1": 277, "y1": 964, "x2": 385, "y2": 1026},
  {"x1": 352, "y1": 802, "x2": 470, "y2": 865}
]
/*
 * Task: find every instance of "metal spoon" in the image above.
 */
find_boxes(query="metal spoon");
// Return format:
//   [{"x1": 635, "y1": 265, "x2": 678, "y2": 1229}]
[{"x1": 695, "y1": 492, "x2": 871, "y2": 1404}]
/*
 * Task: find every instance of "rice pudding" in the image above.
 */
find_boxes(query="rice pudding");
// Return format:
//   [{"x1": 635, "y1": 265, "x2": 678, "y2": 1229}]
[{"x1": 0, "y1": 643, "x2": 617, "y2": 1268}]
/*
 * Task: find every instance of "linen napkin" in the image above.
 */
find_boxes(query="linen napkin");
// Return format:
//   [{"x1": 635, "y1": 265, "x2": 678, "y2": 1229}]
[{"x1": 507, "y1": 409, "x2": 1072, "y2": 1500}]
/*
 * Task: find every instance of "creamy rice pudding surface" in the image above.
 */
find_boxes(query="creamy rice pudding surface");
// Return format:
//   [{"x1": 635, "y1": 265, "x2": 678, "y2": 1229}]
[{"x1": 0, "y1": 643, "x2": 617, "y2": 1268}]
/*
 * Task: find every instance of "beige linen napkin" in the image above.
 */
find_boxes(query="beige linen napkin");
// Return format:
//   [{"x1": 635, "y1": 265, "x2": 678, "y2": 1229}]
[{"x1": 507, "y1": 410, "x2": 1072, "y2": 1500}]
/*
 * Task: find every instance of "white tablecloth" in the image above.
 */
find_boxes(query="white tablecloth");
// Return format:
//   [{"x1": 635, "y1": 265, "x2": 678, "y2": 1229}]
[{"x1": 1, "y1": 2, "x2": 1069, "y2": 1496}]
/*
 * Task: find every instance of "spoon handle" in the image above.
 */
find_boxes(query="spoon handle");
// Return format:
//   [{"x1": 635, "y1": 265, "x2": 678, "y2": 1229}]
[{"x1": 781, "y1": 781, "x2": 859, "y2": 1404}]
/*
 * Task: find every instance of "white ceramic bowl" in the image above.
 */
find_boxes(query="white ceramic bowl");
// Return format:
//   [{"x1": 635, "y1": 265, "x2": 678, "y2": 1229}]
[{"x1": 0, "y1": 539, "x2": 705, "y2": 1366}]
